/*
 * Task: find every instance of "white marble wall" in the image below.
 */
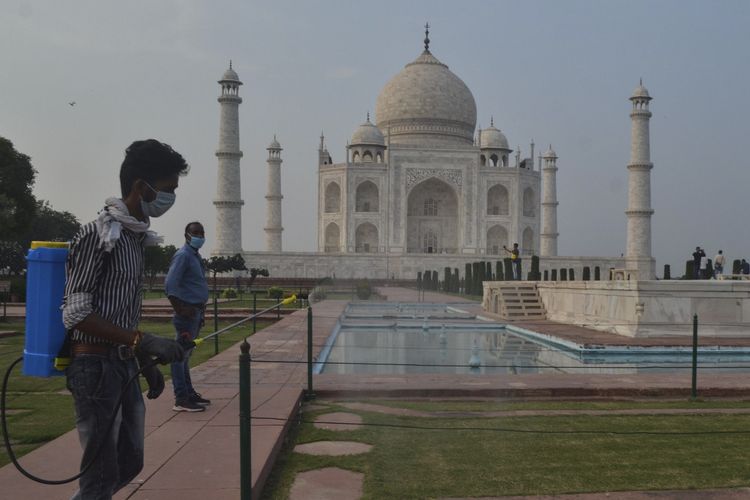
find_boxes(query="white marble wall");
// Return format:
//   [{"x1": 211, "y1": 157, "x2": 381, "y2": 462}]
[
  {"x1": 243, "y1": 251, "x2": 624, "y2": 281},
  {"x1": 531, "y1": 281, "x2": 750, "y2": 338}
]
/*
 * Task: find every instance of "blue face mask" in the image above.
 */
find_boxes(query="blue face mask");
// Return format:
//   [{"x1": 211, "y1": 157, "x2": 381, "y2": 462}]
[
  {"x1": 140, "y1": 182, "x2": 176, "y2": 218},
  {"x1": 188, "y1": 235, "x2": 205, "y2": 249}
]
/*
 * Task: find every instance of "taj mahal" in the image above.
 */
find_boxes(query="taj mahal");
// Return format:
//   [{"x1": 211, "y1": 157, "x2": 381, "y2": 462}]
[{"x1": 211, "y1": 26, "x2": 650, "y2": 281}]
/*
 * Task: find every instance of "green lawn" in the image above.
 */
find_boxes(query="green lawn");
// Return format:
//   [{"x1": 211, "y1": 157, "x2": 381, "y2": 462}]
[
  {"x1": 0, "y1": 317, "x2": 271, "y2": 468},
  {"x1": 262, "y1": 399, "x2": 750, "y2": 499}
]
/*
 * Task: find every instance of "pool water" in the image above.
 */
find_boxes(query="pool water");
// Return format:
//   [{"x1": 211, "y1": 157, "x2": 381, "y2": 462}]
[{"x1": 316, "y1": 303, "x2": 750, "y2": 375}]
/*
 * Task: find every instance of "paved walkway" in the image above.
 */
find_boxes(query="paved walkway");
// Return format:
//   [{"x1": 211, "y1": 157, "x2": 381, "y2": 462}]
[{"x1": 0, "y1": 299, "x2": 347, "y2": 499}]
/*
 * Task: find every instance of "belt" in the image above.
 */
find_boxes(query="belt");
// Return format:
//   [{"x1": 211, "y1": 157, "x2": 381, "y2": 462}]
[{"x1": 72, "y1": 342, "x2": 136, "y2": 361}]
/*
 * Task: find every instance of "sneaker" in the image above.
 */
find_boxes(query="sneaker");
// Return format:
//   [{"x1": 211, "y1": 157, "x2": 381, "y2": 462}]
[
  {"x1": 173, "y1": 399, "x2": 206, "y2": 412},
  {"x1": 189, "y1": 392, "x2": 211, "y2": 406}
]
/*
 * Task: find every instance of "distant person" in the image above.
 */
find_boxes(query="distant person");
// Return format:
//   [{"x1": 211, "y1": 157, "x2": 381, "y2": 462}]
[
  {"x1": 713, "y1": 250, "x2": 725, "y2": 278},
  {"x1": 692, "y1": 246, "x2": 702, "y2": 279},
  {"x1": 165, "y1": 221, "x2": 211, "y2": 412},
  {"x1": 742, "y1": 259, "x2": 750, "y2": 275},
  {"x1": 503, "y1": 243, "x2": 521, "y2": 280},
  {"x1": 699, "y1": 250, "x2": 708, "y2": 279}
]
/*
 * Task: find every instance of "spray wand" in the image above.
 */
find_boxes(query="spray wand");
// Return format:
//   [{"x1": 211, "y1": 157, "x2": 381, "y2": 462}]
[{"x1": 179, "y1": 294, "x2": 297, "y2": 349}]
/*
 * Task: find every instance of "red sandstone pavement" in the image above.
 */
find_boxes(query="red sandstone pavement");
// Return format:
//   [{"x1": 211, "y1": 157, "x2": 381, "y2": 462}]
[
  {"x1": 0, "y1": 299, "x2": 346, "y2": 500},
  {"x1": 4, "y1": 287, "x2": 750, "y2": 499}
]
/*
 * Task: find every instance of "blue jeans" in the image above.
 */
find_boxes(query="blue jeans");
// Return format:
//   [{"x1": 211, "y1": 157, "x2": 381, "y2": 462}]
[
  {"x1": 66, "y1": 354, "x2": 145, "y2": 500},
  {"x1": 170, "y1": 311, "x2": 202, "y2": 401}
]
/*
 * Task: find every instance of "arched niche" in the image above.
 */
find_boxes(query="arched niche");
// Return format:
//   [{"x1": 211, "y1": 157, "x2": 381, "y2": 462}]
[
  {"x1": 324, "y1": 222, "x2": 340, "y2": 252},
  {"x1": 355, "y1": 222, "x2": 378, "y2": 253},
  {"x1": 486, "y1": 225, "x2": 508, "y2": 255},
  {"x1": 324, "y1": 182, "x2": 341, "y2": 213},
  {"x1": 487, "y1": 184, "x2": 509, "y2": 216},
  {"x1": 355, "y1": 181, "x2": 379, "y2": 212},
  {"x1": 406, "y1": 177, "x2": 459, "y2": 254},
  {"x1": 523, "y1": 187, "x2": 535, "y2": 217}
]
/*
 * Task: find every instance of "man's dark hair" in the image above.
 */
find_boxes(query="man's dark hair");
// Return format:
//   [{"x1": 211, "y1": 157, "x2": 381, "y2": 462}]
[
  {"x1": 120, "y1": 139, "x2": 189, "y2": 197},
  {"x1": 184, "y1": 221, "x2": 203, "y2": 235}
]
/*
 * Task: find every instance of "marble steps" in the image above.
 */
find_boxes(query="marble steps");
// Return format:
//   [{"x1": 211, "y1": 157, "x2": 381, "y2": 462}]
[{"x1": 494, "y1": 283, "x2": 547, "y2": 321}]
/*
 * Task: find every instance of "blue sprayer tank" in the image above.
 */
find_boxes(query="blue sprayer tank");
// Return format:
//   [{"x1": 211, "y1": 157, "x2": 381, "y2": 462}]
[{"x1": 23, "y1": 241, "x2": 69, "y2": 377}]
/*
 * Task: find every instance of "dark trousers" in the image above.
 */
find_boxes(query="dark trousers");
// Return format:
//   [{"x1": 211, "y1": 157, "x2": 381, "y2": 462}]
[
  {"x1": 66, "y1": 355, "x2": 145, "y2": 500},
  {"x1": 170, "y1": 312, "x2": 202, "y2": 401}
]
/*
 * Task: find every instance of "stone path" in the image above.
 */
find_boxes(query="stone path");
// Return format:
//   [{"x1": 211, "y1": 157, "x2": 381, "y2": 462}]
[{"x1": 289, "y1": 411, "x2": 368, "y2": 499}]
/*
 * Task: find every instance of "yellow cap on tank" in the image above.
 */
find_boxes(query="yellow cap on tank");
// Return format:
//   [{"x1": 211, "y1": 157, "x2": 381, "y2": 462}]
[{"x1": 30, "y1": 241, "x2": 70, "y2": 249}]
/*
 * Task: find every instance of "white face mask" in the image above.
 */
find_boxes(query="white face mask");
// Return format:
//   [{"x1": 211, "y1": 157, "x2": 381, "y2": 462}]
[{"x1": 140, "y1": 182, "x2": 176, "y2": 217}]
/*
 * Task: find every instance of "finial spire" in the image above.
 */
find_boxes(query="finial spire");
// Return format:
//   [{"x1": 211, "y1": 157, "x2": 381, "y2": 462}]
[
  {"x1": 490, "y1": 116, "x2": 494, "y2": 127},
  {"x1": 229, "y1": 60, "x2": 233, "y2": 70},
  {"x1": 424, "y1": 22, "x2": 430, "y2": 52},
  {"x1": 639, "y1": 77, "x2": 642, "y2": 86},
  {"x1": 366, "y1": 111, "x2": 370, "y2": 122}
]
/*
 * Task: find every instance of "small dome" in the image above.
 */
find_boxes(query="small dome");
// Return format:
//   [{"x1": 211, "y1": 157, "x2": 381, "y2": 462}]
[
  {"x1": 268, "y1": 135, "x2": 281, "y2": 149},
  {"x1": 351, "y1": 118, "x2": 385, "y2": 146},
  {"x1": 480, "y1": 126, "x2": 509, "y2": 150},
  {"x1": 219, "y1": 63, "x2": 241, "y2": 84},
  {"x1": 631, "y1": 80, "x2": 651, "y2": 100},
  {"x1": 543, "y1": 145, "x2": 557, "y2": 158}
]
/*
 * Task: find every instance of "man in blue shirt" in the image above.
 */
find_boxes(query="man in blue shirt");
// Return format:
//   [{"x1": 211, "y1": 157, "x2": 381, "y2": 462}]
[{"x1": 165, "y1": 221, "x2": 210, "y2": 412}]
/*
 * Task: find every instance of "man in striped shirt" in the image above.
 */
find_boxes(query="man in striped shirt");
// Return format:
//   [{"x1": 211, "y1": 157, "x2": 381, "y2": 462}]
[{"x1": 62, "y1": 139, "x2": 188, "y2": 499}]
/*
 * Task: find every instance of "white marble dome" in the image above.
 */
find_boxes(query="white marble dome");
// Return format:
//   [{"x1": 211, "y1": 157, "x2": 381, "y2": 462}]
[
  {"x1": 220, "y1": 66, "x2": 241, "y2": 83},
  {"x1": 351, "y1": 118, "x2": 385, "y2": 146},
  {"x1": 480, "y1": 126, "x2": 509, "y2": 150},
  {"x1": 543, "y1": 145, "x2": 557, "y2": 158},
  {"x1": 631, "y1": 82, "x2": 651, "y2": 99},
  {"x1": 375, "y1": 50, "x2": 477, "y2": 146}
]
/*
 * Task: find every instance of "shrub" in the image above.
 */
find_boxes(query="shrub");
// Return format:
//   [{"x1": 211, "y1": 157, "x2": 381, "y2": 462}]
[
  {"x1": 663, "y1": 264, "x2": 671, "y2": 280},
  {"x1": 583, "y1": 266, "x2": 591, "y2": 281},
  {"x1": 529, "y1": 255, "x2": 541, "y2": 281},
  {"x1": 503, "y1": 258, "x2": 513, "y2": 282},
  {"x1": 594, "y1": 266, "x2": 601, "y2": 281},
  {"x1": 733, "y1": 259, "x2": 741, "y2": 275},
  {"x1": 569, "y1": 268, "x2": 575, "y2": 281},
  {"x1": 685, "y1": 260, "x2": 694, "y2": 280},
  {"x1": 464, "y1": 263, "x2": 472, "y2": 295},
  {"x1": 495, "y1": 261, "x2": 504, "y2": 281},
  {"x1": 9, "y1": 275, "x2": 26, "y2": 302},
  {"x1": 543, "y1": 270, "x2": 549, "y2": 281},
  {"x1": 551, "y1": 269, "x2": 557, "y2": 281},
  {"x1": 560, "y1": 268, "x2": 567, "y2": 281},
  {"x1": 267, "y1": 286, "x2": 284, "y2": 300},
  {"x1": 356, "y1": 279, "x2": 372, "y2": 300},
  {"x1": 221, "y1": 287, "x2": 238, "y2": 299}
]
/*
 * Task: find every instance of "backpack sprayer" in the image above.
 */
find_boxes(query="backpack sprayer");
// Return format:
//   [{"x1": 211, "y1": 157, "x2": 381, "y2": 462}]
[{"x1": 1, "y1": 241, "x2": 297, "y2": 484}]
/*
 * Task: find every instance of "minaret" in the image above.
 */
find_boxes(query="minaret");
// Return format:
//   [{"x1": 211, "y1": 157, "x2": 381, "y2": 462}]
[
  {"x1": 213, "y1": 62, "x2": 244, "y2": 256},
  {"x1": 540, "y1": 145, "x2": 559, "y2": 257},
  {"x1": 625, "y1": 80, "x2": 655, "y2": 279},
  {"x1": 265, "y1": 136, "x2": 283, "y2": 252}
]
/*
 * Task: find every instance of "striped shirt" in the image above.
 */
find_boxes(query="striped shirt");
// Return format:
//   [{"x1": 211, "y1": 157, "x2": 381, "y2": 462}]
[{"x1": 62, "y1": 221, "x2": 145, "y2": 345}]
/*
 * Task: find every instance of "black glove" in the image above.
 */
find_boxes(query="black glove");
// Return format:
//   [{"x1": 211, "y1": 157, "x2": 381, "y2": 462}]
[
  {"x1": 137, "y1": 333, "x2": 185, "y2": 364},
  {"x1": 141, "y1": 363, "x2": 165, "y2": 399}
]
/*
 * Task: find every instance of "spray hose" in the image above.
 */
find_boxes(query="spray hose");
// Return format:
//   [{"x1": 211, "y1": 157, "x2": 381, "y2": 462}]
[
  {"x1": 1, "y1": 355, "x2": 156, "y2": 485},
  {"x1": 1, "y1": 294, "x2": 297, "y2": 485}
]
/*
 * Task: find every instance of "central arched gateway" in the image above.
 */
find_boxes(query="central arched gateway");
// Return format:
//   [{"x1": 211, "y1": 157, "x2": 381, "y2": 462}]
[{"x1": 406, "y1": 178, "x2": 459, "y2": 253}]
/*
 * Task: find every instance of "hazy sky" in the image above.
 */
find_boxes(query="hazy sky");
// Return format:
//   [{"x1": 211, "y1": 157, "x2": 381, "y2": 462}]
[{"x1": 2, "y1": 0, "x2": 749, "y2": 270}]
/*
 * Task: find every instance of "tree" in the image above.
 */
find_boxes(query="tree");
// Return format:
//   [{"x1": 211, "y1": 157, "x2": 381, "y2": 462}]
[
  {"x1": 0, "y1": 137, "x2": 37, "y2": 240},
  {"x1": 20, "y1": 200, "x2": 81, "y2": 249},
  {"x1": 0, "y1": 241, "x2": 25, "y2": 276},
  {"x1": 204, "y1": 253, "x2": 249, "y2": 298},
  {"x1": 144, "y1": 244, "x2": 177, "y2": 291}
]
